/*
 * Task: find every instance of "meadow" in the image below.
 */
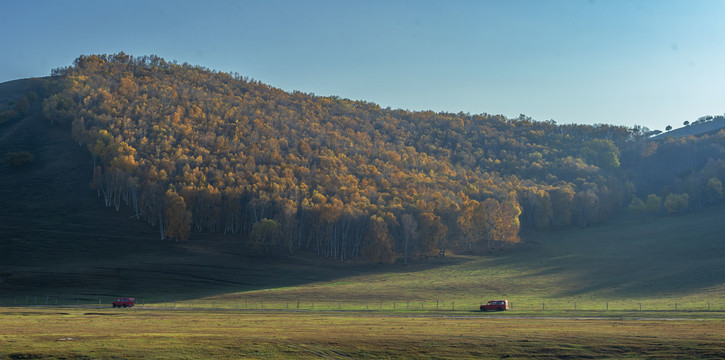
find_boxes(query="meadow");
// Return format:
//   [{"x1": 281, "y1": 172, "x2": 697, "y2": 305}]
[
  {"x1": 1, "y1": 307, "x2": 724, "y2": 359},
  {"x1": 3, "y1": 206, "x2": 725, "y2": 358}
]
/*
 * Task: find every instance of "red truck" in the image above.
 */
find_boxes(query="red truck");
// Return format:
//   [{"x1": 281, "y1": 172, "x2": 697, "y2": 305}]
[
  {"x1": 480, "y1": 300, "x2": 509, "y2": 311},
  {"x1": 112, "y1": 297, "x2": 135, "y2": 308}
]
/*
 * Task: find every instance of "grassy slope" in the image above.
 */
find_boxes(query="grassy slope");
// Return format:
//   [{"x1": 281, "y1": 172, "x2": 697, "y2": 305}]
[
  {"x1": 211, "y1": 207, "x2": 725, "y2": 311},
  {"x1": 1, "y1": 79, "x2": 724, "y2": 310}
]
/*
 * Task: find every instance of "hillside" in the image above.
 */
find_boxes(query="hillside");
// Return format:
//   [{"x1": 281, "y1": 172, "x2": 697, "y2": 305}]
[
  {"x1": 40, "y1": 54, "x2": 648, "y2": 263},
  {"x1": 653, "y1": 115, "x2": 725, "y2": 139},
  {"x1": 35, "y1": 53, "x2": 725, "y2": 267},
  {"x1": 0, "y1": 82, "x2": 371, "y2": 299},
  {"x1": 1, "y1": 72, "x2": 724, "y2": 306},
  {"x1": 1, "y1": 95, "x2": 723, "y2": 303}
]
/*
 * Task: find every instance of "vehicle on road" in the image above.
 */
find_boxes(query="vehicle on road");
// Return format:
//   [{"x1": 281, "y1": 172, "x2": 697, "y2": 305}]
[
  {"x1": 112, "y1": 297, "x2": 135, "y2": 308},
  {"x1": 480, "y1": 300, "x2": 508, "y2": 311}
]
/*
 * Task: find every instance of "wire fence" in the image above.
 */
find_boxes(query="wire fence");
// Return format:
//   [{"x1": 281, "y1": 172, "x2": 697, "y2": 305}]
[{"x1": 1, "y1": 296, "x2": 724, "y2": 312}]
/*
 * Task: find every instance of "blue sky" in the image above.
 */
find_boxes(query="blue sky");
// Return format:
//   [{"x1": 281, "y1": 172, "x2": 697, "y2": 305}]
[{"x1": 3, "y1": 0, "x2": 724, "y2": 131}]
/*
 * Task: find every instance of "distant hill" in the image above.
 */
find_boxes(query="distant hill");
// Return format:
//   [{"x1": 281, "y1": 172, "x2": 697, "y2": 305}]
[{"x1": 653, "y1": 115, "x2": 725, "y2": 139}]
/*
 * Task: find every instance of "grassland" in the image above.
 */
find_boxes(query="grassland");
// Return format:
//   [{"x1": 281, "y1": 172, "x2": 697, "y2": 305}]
[
  {"x1": 2, "y1": 78, "x2": 725, "y2": 358},
  {"x1": 183, "y1": 204, "x2": 725, "y2": 313},
  {"x1": 1, "y1": 307, "x2": 724, "y2": 359}
]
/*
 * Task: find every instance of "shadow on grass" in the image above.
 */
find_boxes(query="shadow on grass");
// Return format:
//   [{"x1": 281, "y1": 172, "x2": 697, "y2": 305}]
[{"x1": 485, "y1": 209, "x2": 725, "y2": 299}]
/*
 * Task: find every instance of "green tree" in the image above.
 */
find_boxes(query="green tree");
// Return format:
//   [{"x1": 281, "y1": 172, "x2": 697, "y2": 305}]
[
  {"x1": 664, "y1": 193, "x2": 689, "y2": 214},
  {"x1": 549, "y1": 187, "x2": 574, "y2": 228},
  {"x1": 645, "y1": 194, "x2": 661, "y2": 215},
  {"x1": 627, "y1": 197, "x2": 646, "y2": 217},
  {"x1": 705, "y1": 177, "x2": 723, "y2": 203}
]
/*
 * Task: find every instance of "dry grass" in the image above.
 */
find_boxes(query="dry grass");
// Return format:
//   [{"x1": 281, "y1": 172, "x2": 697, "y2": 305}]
[{"x1": 1, "y1": 307, "x2": 724, "y2": 359}]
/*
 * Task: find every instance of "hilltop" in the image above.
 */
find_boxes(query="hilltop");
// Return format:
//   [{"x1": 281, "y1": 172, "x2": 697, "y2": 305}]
[{"x1": 651, "y1": 115, "x2": 725, "y2": 139}]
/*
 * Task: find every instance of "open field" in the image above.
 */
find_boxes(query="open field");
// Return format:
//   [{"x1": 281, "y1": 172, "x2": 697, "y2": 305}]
[
  {"x1": 2, "y1": 78, "x2": 725, "y2": 357},
  {"x1": 1, "y1": 307, "x2": 725, "y2": 359}
]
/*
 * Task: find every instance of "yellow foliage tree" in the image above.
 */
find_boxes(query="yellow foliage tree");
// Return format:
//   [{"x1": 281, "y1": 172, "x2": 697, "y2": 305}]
[{"x1": 164, "y1": 189, "x2": 191, "y2": 241}]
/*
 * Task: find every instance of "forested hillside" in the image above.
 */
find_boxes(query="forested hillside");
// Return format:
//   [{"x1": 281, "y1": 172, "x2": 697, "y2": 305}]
[{"x1": 38, "y1": 53, "x2": 725, "y2": 263}]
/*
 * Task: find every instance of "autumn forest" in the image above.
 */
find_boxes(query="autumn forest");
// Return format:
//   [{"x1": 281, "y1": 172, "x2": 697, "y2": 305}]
[{"x1": 36, "y1": 53, "x2": 725, "y2": 264}]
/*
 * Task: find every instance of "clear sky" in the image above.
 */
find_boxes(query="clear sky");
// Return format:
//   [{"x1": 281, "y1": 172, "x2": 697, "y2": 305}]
[{"x1": 3, "y1": 0, "x2": 724, "y2": 132}]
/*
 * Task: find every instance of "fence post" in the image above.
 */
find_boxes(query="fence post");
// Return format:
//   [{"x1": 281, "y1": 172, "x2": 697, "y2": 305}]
[
  {"x1": 639, "y1": 303, "x2": 642, "y2": 311},
  {"x1": 606, "y1": 302, "x2": 608, "y2": 311},
  {"x1": 99, "y1": 298, "x2": 102, "y2": 305},
  {"x1": 394, "y1": 302, "x2": 396, "y2": 310},
  {"x1": 452, "y1": 301, "x2": 455, "y2": 311},
  {"x1": 379, "y1": 300, "x2": 382, "y2": 310},
  {"x1": 436, "y1": 300, "x2": 439, "y2": 310},
  {"x1": 406, "y1": 300, "x2": 409, "y2": 310},
  {"x1": 574, "y1": 302, "x2": 577, "y2": 311},
  {"x1": 542, "y1": 302, "x2": 545, "y2": 311},
  {"x1": 297, "y1": 299, "x2": 300, "y2": 309},
  {"x1": 366, "y1": 301, "x2": 368, "y2": 310},
  {"x1": 338, "y1": 302, "x2": 341, "y2": 310}
]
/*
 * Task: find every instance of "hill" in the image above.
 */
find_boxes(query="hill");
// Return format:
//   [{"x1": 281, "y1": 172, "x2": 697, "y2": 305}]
[
  {"x1": 0, "y1": 80, "x2": 373, "y2": 299},
  {"x1": 1, "y1": 76, "x2": 724, "y2": 307},
  {"x1": 653, "y1": 115, "x2": 725, "y2": 139},
  {"x1": 40, "y1": 54, "x2": 648, "y2": 262},
  {"x1": 36, "y1": 53, "x2": 725, "y2": 265}
]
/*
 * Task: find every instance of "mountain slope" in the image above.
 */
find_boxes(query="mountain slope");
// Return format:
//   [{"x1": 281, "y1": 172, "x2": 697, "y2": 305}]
[
  {"x1": 41, "y1": 54, "x2": 643, "y2": 263},
  {"x1": 0, "y1": 84, "x2": 376, "y2": 300},
  {"x1": 2, "y1": 76, "x2": 724, "y2": 306}
]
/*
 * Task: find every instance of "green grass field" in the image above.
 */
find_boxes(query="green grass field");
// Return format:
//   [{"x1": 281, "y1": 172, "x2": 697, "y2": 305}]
[
  {"x1": 157, "y1": 206, "x2": 725, "y2": 313},
  {"x1": 1, "y1": 307, "x2": 724, "y2": 359}
]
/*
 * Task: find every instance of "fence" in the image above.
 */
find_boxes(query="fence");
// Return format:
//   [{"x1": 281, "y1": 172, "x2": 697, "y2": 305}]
[{"x1": 1, "y1": 296, "x2": 724, "y2": 312}]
